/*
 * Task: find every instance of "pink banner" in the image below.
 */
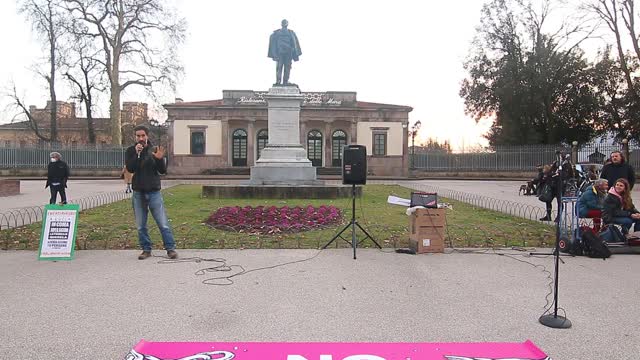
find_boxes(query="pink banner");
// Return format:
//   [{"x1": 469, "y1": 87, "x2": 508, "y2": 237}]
[{"x1": 126, "y1": 340, "x2": 550, "y2": 360}]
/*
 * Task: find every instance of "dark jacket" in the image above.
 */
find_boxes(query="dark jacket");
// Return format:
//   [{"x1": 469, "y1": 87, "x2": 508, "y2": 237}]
[
  {"x1": 602, "y1": 193, "x2": 638, "y2": 223},
  {"x1": 601, "y1": 161, "x2": 636, "y2": 189},
  {"x1": 577, "y1": 185, "x2": 605, "y2": 217},
  {"x1": 46, "y1": 160, "x2": 69, "y2": 188},
  {"x1": 125, "y1": 141, "x2": 167, "y2": 193}
]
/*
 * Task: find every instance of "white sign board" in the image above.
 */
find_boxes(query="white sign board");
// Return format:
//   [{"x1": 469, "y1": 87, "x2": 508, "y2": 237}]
[{"x1": 38, "y1": 204, "x2": 79, "y2": 260}]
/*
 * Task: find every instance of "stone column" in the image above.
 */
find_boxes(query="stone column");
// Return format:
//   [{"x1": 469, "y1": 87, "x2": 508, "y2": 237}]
[
  {"x1": 221, "y1": 120, "x2": 229, "y2": 166},
  {"x1": 247, "y1": 120, "x2": 255, "y2": 166},
  {"x1": 324, "y1": 121, "x2": 331, "y2": 168}
]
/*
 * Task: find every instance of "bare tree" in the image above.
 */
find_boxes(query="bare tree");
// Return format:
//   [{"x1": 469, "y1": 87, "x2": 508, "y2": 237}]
[
  {"x1": 65, "y1": 0, "x2": 186, "y2": 145},
  {"x1": 6, "y1": 83, "x2": 51, "y2": 141},
  {"x1": 620, "y1": 0, "x2": 640, "y2": 62},
  {"x1": 585, "y1": 0, "x2": 640, "y2": 102},
  {"x1": 18, "y1": 0, "x2": 69, "y2": 142},
  {"x1": 64, "y1": 29, "x2": 106, "y2": 144}
]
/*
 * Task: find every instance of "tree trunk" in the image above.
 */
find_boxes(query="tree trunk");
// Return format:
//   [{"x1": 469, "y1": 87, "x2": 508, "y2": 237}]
[
  {"x1": 109, "y1": 79, "x2": 121, "y2": 145},
  {"x1": 614, "y1": 28, "x2": 639, "y2": 100},
  {"x1": 86, "y1": 100, "x2": 96, "y2": 144},
  {"x1": 49, "y1": 10, "x2": 57, "y2": 143}
]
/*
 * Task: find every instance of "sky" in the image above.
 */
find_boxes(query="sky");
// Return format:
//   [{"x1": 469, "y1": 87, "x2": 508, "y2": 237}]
[{"x1": 1, "y1": 0, "x2": 496, "y2": 149}]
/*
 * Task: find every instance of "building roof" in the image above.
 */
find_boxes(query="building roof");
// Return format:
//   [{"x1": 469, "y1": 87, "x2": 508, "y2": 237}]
[
  {"x1": 168, "y1": 99, "x2": 226, "y2": 107},
  {"x1": 0, "y1": 118, "x2": 111, "y2": 131},
  {"x1": 164, "y1": 98, "x2": 412, "y2": 111}
]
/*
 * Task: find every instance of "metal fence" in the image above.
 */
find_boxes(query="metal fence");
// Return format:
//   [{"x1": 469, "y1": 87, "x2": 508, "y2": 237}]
[
  {"x1": 0, "y1": 144, "x2": 126, "y2": 169},
  {"x1": 412, "y1": 144, "x2": 570, "y2": 171},
  {"x1": 412, "y1": 142, "x2": 640, "y2": 171},
  {"x1": 575, "y1": 143, "x2": 640, "y2": 168}
]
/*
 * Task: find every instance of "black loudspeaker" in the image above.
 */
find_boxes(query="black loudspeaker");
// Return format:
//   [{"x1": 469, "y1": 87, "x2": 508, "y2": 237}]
[{"x1": 342, "y1": 145, "x2": 367, "y2": 185}]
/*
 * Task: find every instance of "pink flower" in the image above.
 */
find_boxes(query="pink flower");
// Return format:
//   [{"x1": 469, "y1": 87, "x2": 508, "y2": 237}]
[{"x1": 205, "y1": 205, "x2": 342, "y2": 234}]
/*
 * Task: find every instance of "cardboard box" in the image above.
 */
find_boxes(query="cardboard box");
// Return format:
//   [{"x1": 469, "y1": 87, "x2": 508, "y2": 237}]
[
  {"x1": 411, "y1": 209, "x2": 447, "y2": 229},
  {"x1": 410, "y1": 226, "x2": 446, "y2": 241},
  {"x1": 409, "y1": 237, "x2": 445, "y2": 253},
  {"x1": 409, "y1": 208, "x2": 446, "y2": 253}
]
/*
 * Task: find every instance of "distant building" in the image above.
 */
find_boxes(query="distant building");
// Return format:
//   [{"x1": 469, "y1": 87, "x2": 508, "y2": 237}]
[
  {"x1": 163, "y1": 90, "x2": 413, "y2": 176},
  {"x1": 0, "y1": 101, "x2": 150, "y2": 146}
]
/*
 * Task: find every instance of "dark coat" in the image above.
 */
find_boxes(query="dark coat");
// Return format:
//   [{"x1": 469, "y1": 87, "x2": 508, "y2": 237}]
[
  {"x1": 601, "y1": 161, "x2": 636, "y2": 189},
  {"x1": 46, "y1": 160, "x2": 69, "y2": 188},
  {"x1": 602, "y1": 193, "x2": 638, "y2": 223},
  {"x1": 125, "y1": 140, "x2": 167, "y2": 193}
]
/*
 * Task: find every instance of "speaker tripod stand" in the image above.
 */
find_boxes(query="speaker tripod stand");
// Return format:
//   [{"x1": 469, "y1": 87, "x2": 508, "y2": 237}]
[{"x1": 322, "y1": 184, "x2": 382, "y2": 259}]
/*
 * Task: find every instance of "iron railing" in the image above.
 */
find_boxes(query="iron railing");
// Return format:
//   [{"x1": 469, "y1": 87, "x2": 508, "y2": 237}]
[
  {"x1": 411, "y1": 142, "x2": 640, "y2": 171},
  {"x1": 0, "y1": 144, "x2": 126, "y2": 169},
  {"x1": 402, "y1": 181, "x2": 548, "y2": 221}
]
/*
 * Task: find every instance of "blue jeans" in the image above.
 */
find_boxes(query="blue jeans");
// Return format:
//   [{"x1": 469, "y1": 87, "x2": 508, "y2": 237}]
[
  {"x1": 611, "y1": 217, "x2": 640, "y2": 234},
  {"x1": 132, "y1": 191, "x2": 176, "y2": 251}
]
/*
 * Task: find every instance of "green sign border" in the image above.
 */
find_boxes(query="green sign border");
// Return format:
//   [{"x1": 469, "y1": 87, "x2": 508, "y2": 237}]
[{"x1": 38, "y1": 204, "x2": 80, "y2": 261}]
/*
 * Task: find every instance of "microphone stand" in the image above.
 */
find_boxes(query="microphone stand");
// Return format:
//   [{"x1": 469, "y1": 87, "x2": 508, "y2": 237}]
[{"x1": 536, "y1": 151, "x2": 572, "y2": 328}]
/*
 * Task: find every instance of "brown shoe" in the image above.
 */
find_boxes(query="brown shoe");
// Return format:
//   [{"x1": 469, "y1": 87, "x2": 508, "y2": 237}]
[
  {"x1": 138, "y1": 251, "x2": 151, "y2": 260},
  {"x1": 167, "y1": 250, "x2": 178, "y2": 259}
]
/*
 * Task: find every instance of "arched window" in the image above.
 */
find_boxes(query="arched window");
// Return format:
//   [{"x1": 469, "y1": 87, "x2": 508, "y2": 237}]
[
  {"x1": 307, "y1": 130, "x2": 323, "y2": 167},
  {"x1": 331, "y1": 130, "x2": 347, "y2": 167},
  {"x1": 256, "y1": 129, "x2": 268, "y2": 160},
  {"x1": 232, "y1": 129, "x2": 247, "y2": 166}
]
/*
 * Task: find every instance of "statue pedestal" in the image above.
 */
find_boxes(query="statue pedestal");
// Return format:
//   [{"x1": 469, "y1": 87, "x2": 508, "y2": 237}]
[{"x1": 249, "y1": 86, "x2": 318, "y2": 185}]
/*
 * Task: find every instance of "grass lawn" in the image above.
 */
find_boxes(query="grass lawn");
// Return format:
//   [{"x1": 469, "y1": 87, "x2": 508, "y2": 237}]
[{"x1": 2, "y1": 184, "x2": 555, "y2": 250}]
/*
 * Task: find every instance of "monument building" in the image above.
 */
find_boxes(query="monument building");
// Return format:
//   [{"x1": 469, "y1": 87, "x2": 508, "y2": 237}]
[{"x1": 163, "y1": 90, "x2": 412, "y2": 176}]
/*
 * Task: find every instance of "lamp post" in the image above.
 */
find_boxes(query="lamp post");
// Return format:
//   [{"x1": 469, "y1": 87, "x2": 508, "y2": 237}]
[{"x1": 409, "y1": 120, "x2": 421, "y2": 169}]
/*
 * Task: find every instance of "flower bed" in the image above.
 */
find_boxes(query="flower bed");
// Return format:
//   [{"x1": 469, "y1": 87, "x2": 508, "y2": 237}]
[{"x1": 205, "y1": 205, "x2": 343, "y2": 234}]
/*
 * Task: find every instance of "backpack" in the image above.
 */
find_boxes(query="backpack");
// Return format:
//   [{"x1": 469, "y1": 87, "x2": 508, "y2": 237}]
[
  {"x1": 599, "y1": 225, "x2": 626, "y2": 243},
  {"x1": 537, "y1": 184, "x2": 554, "y2": 203},
  {"x1": 581, "y1": 230, "x2": 612, "y2": 259}
]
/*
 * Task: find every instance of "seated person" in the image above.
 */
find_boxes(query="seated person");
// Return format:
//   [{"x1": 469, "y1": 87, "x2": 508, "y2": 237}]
[
  {"x1": 577, "y1": 179, "x2": 608, "y2": 231},
  {"x1": 602, "y1": 178, "x2": 640, "y2": 234}
]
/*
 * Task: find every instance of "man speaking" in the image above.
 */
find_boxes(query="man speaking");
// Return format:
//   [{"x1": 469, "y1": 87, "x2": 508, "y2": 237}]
[{"x1": 125, "y1": 125, "x2": 177, "y2": 260}]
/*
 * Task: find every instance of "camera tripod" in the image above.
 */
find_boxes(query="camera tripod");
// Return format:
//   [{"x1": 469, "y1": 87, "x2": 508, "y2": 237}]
[{"x1": 322, "y1": 184, "x2": 382, "y2": 259}]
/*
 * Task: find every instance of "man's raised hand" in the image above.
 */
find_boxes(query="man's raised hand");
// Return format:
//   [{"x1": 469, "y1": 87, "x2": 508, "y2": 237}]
[{"x1": 152, "y1": 145, "x2": 165, "y2": 160}]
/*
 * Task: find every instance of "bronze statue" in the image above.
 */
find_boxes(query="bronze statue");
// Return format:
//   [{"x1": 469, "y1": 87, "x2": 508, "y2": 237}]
[{"x1": 268, "y1": 19, "x2": 302, "y2": 86}]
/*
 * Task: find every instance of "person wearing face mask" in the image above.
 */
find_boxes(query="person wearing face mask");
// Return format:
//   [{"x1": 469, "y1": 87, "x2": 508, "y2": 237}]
[{"x1": 45, "y1": 151, "x2": 70, "y2": 205}]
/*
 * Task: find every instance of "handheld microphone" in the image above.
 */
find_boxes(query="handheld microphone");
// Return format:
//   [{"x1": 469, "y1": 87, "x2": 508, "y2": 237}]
[{"x1": 137, "y1": 140, "x2": 146, "y2": 159}]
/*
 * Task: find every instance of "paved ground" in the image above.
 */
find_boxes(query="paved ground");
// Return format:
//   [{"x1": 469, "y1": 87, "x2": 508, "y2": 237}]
[
  {"x1": 2, "y1": 179, "x2": 640, "y2": 359},
  {"x1": 1, "y1": 249, "x2": 639, "y2": 359}
]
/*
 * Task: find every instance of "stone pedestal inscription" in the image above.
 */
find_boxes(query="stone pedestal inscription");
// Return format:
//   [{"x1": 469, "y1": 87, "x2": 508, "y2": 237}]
[{"x1": 249, "y1": 86, "x2": 318, "y2": 185}]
